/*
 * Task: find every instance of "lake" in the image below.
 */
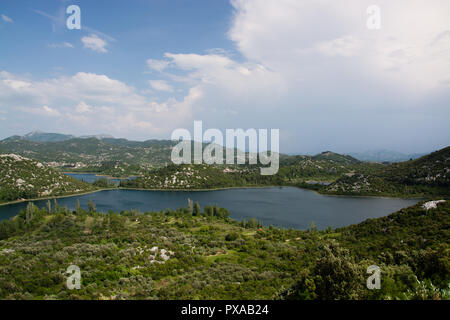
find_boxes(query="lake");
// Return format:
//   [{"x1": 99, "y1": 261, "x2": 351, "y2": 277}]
[
  {"x1": 0, "y1": 186, "x2": 418, "y2": 230},
  {"x1": 64, "y1": 173, "x2": 136, "y2": 185}
]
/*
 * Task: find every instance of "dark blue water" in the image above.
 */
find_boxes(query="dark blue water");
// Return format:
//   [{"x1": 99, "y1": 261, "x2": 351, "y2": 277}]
[{"x1": 0, "y1": 186, "x2": 418, "y2": 230}]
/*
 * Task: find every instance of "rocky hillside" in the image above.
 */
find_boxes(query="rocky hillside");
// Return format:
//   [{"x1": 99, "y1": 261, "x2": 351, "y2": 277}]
[
  {"x1": 277, "y1": 151, "x2": 371, "y2": 184},
  {"x1": 0, "y1": 136, "x2": 177, "y2": 176},
  {"x1": 120, "y1": 164, "x2": 283, "y2": 189},
  {"x1": 323, "y1": 147, "x2": 450, "y2": 197},
  {"x1": 0, "y1": 154, "x2": 95, "y2": 203},
  {"x1": 119, "y1": 151, "x2": 377, "y2": 190},
  {"x1": 383, "y1": 147, "x2": 450, "y2": 186},
  {"x1": 312, "y1": 151, "x2": 360, "y2": 164}
]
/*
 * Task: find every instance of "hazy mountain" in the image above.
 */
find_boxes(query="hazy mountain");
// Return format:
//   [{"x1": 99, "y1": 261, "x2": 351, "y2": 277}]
[
  {"x1": 349, "y1": 149, "x2": 426, "y2": 163},
  {"x1": 79, "y1": 134, "x2": 115, "y2": 139},
  {"x1": 14, "y1": 131, "x2": 116, "y2": 142},
  {"x1": 22, "y1": 131, "x2": 76, "y2": 142}
]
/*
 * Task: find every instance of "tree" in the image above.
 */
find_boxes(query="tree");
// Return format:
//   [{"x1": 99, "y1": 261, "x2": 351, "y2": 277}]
[
  {"x1": 312, "y1": 242, "x2": 364, "y2": 300},
  {"x1": 75, "y1": 199, "x2": 81, "y2": 214},
  {"x1": 25, "y1": 202, "x2": 34, "y2": 223},
  {"x1": 282, "y1": 242, "x2": 365, "y2": 300},
  {"x1": 204, "y1": 206, "x2": 213, "y2": 216},
  {"x1": 46, "y1": 200, "x2": 52, "y2": 214},
  {"x1": 88, "y1": 200, "x2": 96, "y2": 213},
  {"x1": 225, "y1": 232, "x2": 239, "y2": 241},
  {"x1": 193, "y1": 202, "x2": 201, "y2": 216},
  {"x1": 187, "y1": 198, "x2": 193, "y2": 214}
]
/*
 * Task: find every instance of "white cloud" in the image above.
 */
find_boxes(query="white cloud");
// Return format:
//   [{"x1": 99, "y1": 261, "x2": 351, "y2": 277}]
[
  {"x1": 134, "y1": 0, "x2": 450, "y2": 152},
  {"x1": 76, "y1": 101, "x2": 92, "y2": 113},
  {"x1": 81, "y1": 34, "x2": 108, "y2": 53},
  {"x1": 163, "y1": 53, "x2": 284, "y2": 97},
  {"x1": 229, "y1": 0, "x2": 450, "y2": 92},
  {"x1": 2, "y1": 0, "x2": 449, "y2": 152},
  {"x1": 42, "y1": 105, "x2": 61, "y2": 117},
  {"x1": 1, "y1": 14, "x2": 13, "y2": 23},
  {"x1": 147, "y1": 59, "x2": 170, "y2": 72},
  {"x1": 149, "y1": 80, "x2": 173, "y2": 92},
  {"x1": 48, "y1": 42, "x2": 74, "y2": 49},
  {"x1": 142, "y1": 0, "x2": 449, "y2": 124},
  {"x1": 16, "y1": 105, "x2": 61, "y2": 117},
  {"x1": 0, "y1": 71, "x2": 200, "y2": 138},
  {"x1": 316, "y1": 36, "x2": 360, "y2": 57}
]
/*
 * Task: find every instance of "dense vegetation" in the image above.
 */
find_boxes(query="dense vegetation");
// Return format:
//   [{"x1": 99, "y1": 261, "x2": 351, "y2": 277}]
[
  {"x1": 323, "y1": 147, "x2": 450, "y2": 197},
  {"x1": 119, "y1": 148, "x2": 449, "y2": 198},
  {"x1": 118, "y1": 151, "x2": 368, "y2": 189},
  {"x1": 119, "y1": 164, "x2": 284, "y2": 189},
  {"x1": 2, "y1": 132, "x2": 449, "y2": 199},
  {"x1": 0, "y1": 154, "x2": 95, "y2": 204},
  {"x1": 0, "y1": 200, "x2": 448, "y2": 300},
  {"x1": 0, "y1": 135, "x2": 177, "y2": 177}
]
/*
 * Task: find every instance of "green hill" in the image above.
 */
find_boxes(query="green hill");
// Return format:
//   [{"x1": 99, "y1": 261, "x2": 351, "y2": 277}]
[
  {"x1": 0, "y1": 200, "x2": 447, "y2": 299},
  {"x1": 323, "y1": 147, "x2": 450, "y2": 197},
  {"x1": 0, "y1": 154, "x2": 95, "y2": 204},
  {"x1": 120, "y1": 164, "x2": 283, "y2": 189},
  {"x1": 312, "y1": 151, "x2": 360, "y2": 164},
  {"x1": 278, "y1": 152, "x2": 370, "y2": 184},
  {"x1": 0, "y1": 136, "x2": 177, "y2": 176},
  {"x1": 2, "y1": 132, "x2": 447, "y2": 197}
]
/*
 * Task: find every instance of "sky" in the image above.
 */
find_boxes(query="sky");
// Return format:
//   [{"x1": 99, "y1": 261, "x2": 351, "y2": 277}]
[{"x1": 0, "y1": 0, "x2": 449, "y2": 154}]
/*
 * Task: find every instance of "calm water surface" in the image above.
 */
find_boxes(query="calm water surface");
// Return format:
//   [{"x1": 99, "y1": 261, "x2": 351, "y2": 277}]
[
  {"x1": 0, "y1": 179, "x2": 418, "y2": 230},
  {"x1": 65, "y1": 173, "x2": 136, "y2": 185}
]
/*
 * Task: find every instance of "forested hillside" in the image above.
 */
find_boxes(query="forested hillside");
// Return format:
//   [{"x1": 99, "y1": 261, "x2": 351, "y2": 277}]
[
  {"x1": 0, "y1": 200, "x2": 448, "y2": 299},
  {"x1": 120, "y1": 164, "x2": 283, "y2": 189},
  {"x1": 2, "y1": 132, "x2": 448, "y2": 197},
  {"x1": 0, "y1": 136, "x2": 176, "y2": 176},
  {"x1": 323, "y1": 147, "x2": 450, "y2": 197}
]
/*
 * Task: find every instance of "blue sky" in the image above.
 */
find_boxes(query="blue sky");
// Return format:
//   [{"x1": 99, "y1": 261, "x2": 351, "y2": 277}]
[
  {"x1": 1, "y1": 0, "x2": 235, "y2": 91},
  {"x1": 1, "y1": 0, "x2": 449, "y2": 154}
]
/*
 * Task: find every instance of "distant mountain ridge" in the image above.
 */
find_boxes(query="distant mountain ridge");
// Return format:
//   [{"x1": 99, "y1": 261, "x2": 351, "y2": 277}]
[
  {"x1": 349, "y1": 149, "x2": 427, "y2": 163},
  {"x1": 2, "y1": 132, "x2": 447, "y2": 198},
  {"x1": 11, "y1": 131, "x2": 114, "y2": 143},
  {"x1": 22, "y1": 131, "x2": 75, "y2": 142},
  {"x1": 0, "y1": 134, "x2": 178, "y2": 176}
]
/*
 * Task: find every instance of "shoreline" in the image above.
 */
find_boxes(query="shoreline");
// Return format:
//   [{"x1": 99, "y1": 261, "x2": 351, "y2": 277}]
[
  {"x1": 0, "y1": 188, "x2": 107, "y2": 207},
  {"x1": 117, "y1": 185, "x2": 285, "y2": 192},
  {"x1": 0, "y1": 184, "x2": 426, "y2": 207},
  {"x1": 59, "y1": 173, "x2": 432, "y2": 200},
  {"x1": 316, "y1": 192, "x2": 426, "y2": 200},
  {"x1": 62, "y1": 171, "x2": 136, "y2": 180}
]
